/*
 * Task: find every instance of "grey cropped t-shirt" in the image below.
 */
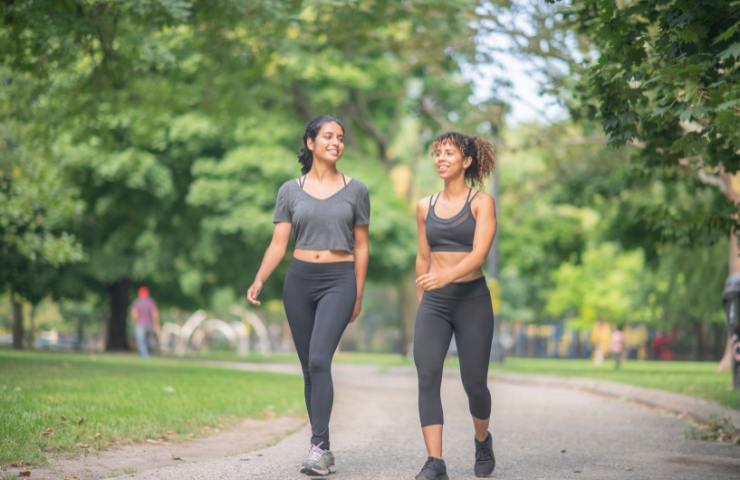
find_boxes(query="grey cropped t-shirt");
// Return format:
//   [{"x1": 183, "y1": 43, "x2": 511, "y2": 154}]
[{"x1": 272, "y1": 178, "x2": 370, "y2": 252}]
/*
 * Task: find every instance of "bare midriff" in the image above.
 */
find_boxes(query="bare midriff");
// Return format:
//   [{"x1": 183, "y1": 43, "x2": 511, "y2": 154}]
[
  {"x1": 294, "y1": 249, "x2": 354, "y2": 263},
  {"x1": 430, "y1": 251, "x2": 483, "y2": 283}
]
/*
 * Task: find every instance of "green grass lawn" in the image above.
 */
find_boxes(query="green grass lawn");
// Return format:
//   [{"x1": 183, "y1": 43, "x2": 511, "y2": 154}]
[
  {"x1": 489, "y1": 357, "x2": 738, "y2": 411},
  {"x1": 2, "y1": 349, "x2": 735, "y2": 466},
  {"x1": 177, "y1": 350, "x2": 414, "y2": 367},
  {"x1": 0, "y1": 350, "x2": 304, "y2": 466},
  {"x1": 178, "y1": 351, "x2": 738, "y2": 410}
]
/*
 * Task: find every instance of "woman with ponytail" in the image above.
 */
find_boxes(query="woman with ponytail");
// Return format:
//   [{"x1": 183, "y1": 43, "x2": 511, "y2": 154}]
[
  {"x1": 413, "y1": 132, "x2": 497, "y2": 480},
  {"x1": 246, "y1": 115, "x2": 370, "y2": 476}
]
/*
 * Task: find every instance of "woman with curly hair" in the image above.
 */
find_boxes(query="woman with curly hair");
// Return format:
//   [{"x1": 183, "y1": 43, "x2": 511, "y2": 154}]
[{"x1": 413, "y1": 132, "x2": 497, "y2": 480}]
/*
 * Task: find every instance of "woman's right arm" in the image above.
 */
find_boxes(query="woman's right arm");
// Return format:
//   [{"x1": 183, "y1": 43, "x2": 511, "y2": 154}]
[
  {"x1": 415, "y1": 198, "x2": 431, "y2": 303},
  {"x1": 246, "y1": 222, "x2": 292, "y2": 305}
]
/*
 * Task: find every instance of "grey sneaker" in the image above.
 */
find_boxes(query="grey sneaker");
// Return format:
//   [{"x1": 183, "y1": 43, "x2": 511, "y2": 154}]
[
  {"x1": 300, "y1": 443, "x2": 336, "y2": 476},
  {"x1": 415, "y1": 457, "x2": 449, "y2": 480},
  {"x1": 474, "y1": 432, "x2": 495, "y2": 477}
]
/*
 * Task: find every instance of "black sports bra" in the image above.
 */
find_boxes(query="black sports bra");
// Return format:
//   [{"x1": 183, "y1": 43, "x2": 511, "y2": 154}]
[{"x1": 425, "y1": 189, "x2": 479, "y2": 252}]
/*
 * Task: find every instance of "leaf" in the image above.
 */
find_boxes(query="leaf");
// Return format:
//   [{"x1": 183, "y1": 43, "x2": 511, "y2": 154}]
[
  {"x1": 40, "y1": 427, "x2": 54, "y2": 437},
  {"x1": 719, "y1": 42, "x2": 740, "y2": 61},
  {"x1": 716, "y1": 99, "x2": 739, "y2": 112},
  {"x1": 714, "y1": 23, "x2": 740, "y2": 44}
]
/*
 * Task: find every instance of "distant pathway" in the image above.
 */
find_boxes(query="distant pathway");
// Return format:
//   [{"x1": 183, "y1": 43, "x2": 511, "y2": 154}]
[{"x1": 108, "y1": 363, "x2": 740, "y2": 480}]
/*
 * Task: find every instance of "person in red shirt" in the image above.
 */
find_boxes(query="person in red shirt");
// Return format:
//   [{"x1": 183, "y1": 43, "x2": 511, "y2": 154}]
[{"x1": 130, "y1": 286, "x2": 160, "y2": 358}]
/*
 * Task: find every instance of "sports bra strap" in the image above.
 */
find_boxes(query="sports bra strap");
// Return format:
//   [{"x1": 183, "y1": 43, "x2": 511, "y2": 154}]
[
  {"x1": 430, "y1": 193, "x2": 441, "y2": 207},
  {"x1": 468, "y1": 189, "x2": 480, "y2": 203},
  {"x1": 299, "y1": 173, "x2": 347, "y2": 189}
]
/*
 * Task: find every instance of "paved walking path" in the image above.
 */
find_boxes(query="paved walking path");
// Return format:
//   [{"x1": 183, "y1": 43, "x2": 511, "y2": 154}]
[{"x1": 108, "y1": 363, "x2": 740, "y2": 480}]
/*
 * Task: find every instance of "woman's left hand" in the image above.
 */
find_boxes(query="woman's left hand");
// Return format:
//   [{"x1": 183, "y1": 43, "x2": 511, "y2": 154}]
[
  {"x1": 416, "y1": 272, "x2": 452, "y2": 291},
  {"x1": 350, "y1": 298, "x2": 362, "y2": 323}
]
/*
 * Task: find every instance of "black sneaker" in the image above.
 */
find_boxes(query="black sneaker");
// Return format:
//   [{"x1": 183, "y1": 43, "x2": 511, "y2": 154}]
[
  {"x1": 474, "y1": 432, "x2": 495, "y2": 477},
  {"x1": 415, "y1": 456, "x2": 449, "y2": 480}
]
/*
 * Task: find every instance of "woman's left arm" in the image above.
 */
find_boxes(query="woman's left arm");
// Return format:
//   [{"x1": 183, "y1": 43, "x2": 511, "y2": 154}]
[
  {"x1": 416, "y1": 194, "x2": 496, "y2": 291},
  {"x1": 352, "y1": 224, "x2": 370, "y2": 322}
]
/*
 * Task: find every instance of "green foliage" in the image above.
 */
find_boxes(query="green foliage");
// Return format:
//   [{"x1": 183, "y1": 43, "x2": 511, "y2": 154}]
[
  {"x1": 546, "y1": 242, "x2": 648, "y2": 328},
  {"x1": 649, "y1": 241, "x2": 727, "y2": 329},
  {"x1": 498, "y1": 122, "x2": 618, "y2": 324},
  {"x1": 571, "y1": 0, "x2": 740, "y2": 233},
  {"x1": 0, "y1": 0, "x2": 479, "y2": 336},
  {"x1": 498, "y1": 120, "x2": 725, "y2": 334},
  {"x1": 0, "y1": 75, "x2": 84, "y2": 302}
]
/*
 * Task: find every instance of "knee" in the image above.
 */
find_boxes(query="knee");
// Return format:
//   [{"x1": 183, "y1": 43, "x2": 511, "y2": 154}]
[
  {"x1": 463, "y1": 379, "x2": 490, "y2": 400},
  {"x1": 308, "y1": 354, "x2": 331, "y2": 375},
  {"x1": 417, "y1": 367, "x2": 441, "y2": 392}
]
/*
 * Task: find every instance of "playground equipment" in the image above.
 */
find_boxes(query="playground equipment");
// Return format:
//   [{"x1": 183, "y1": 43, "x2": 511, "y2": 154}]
[{"x1": 159, "y1": 306, "x2": 272, "y2": 356}]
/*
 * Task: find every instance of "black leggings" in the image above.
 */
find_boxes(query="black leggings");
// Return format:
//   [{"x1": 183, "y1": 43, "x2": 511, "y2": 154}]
[
  {"x1": 283, "y1": 258, "x2": 356, "y2": 449},
  {"x1": 414, "y1": 276, "x2": 494, "y2": 427}
]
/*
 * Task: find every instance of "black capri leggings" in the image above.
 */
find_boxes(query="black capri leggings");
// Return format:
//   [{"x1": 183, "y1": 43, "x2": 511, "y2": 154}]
[
  {"x1": 283, "y1": 258, "x2": 356, "y2": 450},
  {"x1": 414, "y1": 276, "x2": 494, "y2": 427}
]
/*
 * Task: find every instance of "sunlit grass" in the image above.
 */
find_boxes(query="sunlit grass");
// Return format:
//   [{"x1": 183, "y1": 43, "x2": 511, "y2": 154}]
[
  {"x1": 490, "y1": 357, "x2": 738, "y2": 411},
  {"x1": 0, "y1": 350, "x2": 303, "y2": 466}
]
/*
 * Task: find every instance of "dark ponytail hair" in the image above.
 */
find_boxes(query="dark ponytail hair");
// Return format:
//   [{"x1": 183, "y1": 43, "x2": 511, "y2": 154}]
[
  {"x1": 431, "y1": 131, "x2": 496, "y2": 188},
  {"x1": 298, "y1": 115, "x2": 346, "y2": 175}
]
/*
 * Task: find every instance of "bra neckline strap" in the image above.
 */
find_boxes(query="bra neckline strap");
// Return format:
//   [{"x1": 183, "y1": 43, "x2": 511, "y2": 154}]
[
  {"x1": 300, "y1": 173, "x2": 346, "y2": 189},
  {"x1": 464, "y1": 188, "x2": 473, "y2": 204},
  {"x1": 431, "y1": 188, "x2": 473, "y2": 208}
]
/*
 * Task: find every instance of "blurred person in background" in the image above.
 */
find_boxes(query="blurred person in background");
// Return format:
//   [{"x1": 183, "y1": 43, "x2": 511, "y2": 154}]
[
  {"x1": 130, "y1": 286, "x2": 160, "y2": 358},
  {"x1": 610, "y1": 324, "x2": 625, "y2": 370}
]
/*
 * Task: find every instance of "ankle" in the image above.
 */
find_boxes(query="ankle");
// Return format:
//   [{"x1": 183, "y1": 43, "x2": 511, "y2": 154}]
[{"x1": 475, "y1": 431, "x2": 490, "y2": 443}]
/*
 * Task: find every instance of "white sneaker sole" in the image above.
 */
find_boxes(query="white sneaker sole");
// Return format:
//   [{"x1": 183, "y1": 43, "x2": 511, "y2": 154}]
[{"x1": 300, "y1": 464, "x2": 336, "y2": 476}]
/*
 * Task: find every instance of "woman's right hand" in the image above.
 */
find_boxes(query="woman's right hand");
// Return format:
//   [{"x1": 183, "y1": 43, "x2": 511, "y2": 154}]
[{"x1": 246, "y1": 279, "x2": 263, "y2": 305}]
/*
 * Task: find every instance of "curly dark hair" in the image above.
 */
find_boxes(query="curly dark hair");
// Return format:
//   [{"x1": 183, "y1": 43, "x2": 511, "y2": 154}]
[
  {"x1": 431, "y1": 131, "x2": 496, "y2": 188},
  {"x1": 298, "y1": 115, "x2": 346, "y2": 174}
]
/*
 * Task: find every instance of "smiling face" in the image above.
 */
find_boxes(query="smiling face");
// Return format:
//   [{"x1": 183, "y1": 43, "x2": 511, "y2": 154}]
[
  {"x1": 307, "y1": 121, "x2": 345, "y2": 165},
  {"x1": 433, "y1": 139, "x2": 471, "y2": 181}
]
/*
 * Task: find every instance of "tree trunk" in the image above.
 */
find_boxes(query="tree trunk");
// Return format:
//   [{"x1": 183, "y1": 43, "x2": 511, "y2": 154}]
[
  {"x1": 694, "y1": 321, "x2": 705, "y2": 361},
  {"x1": 26, "y1": 304, "x2": 36, "y2": 349},
  {"x1": 75, "y1": 314, "x2": 85, "y2": 352},
  {"x1": 11, "y1": 291, "x2": 24, "y2": 350},
  {"x1": 712, "y1": 323, "x2": 725, "y2": 360},
  {"x1": 105, "y1": 278, "x2": 131, "y2": 351},
  {"x1": 718, "y1": 173, "x2": 740, "y2": 371},
  {"x1": 718, "y1": 230, "x2": 739, "y2": 371}
]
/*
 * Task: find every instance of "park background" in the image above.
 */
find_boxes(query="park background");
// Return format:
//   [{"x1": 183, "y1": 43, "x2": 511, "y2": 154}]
[{"x1": 1, "y1": 0, "x2": 739, "y2": 470}]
